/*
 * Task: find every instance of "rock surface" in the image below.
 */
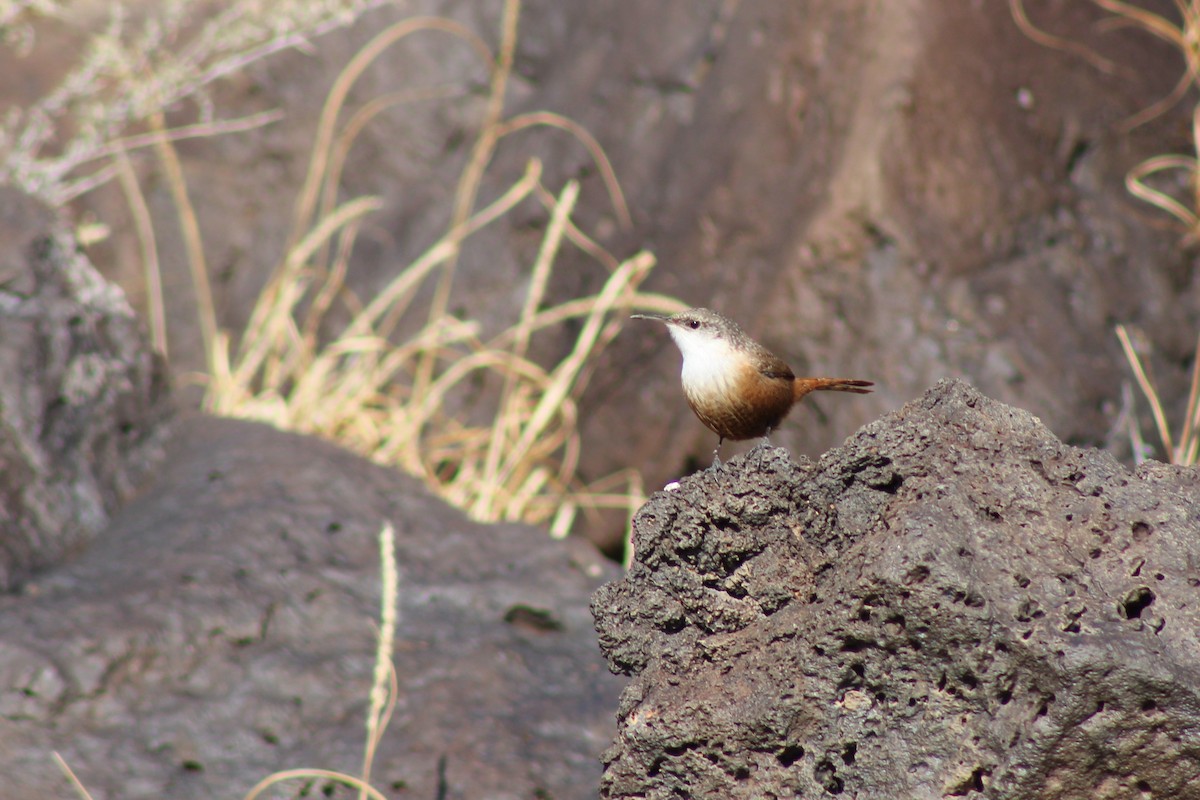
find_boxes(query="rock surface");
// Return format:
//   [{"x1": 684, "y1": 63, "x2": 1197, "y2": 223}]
[
  {"x1": 593, "y1": 379, "x2": 1200, "y2": 799},
  {"x1": 0, "y1": 415, "x2": 622, "y2": 800},
  {"x1": 0, "y1": 187, "x2": 169, "y2": 590}
]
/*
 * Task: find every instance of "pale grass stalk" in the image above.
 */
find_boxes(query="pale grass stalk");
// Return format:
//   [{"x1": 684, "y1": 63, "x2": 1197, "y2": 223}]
[
  {"x1": 532, "y1": 179, "x2": 620, "y2": 271},
  {"x1": 313, "y1": 85, "x2": 466, "y2": 269},
  {"x1": 413, "y1": 349, "x2": 549, "y2": 434},
  {"x1": 1116, "y1": 323, "x2": 1178, "y2": 462},
  {"x1": 1007, "y1": 0, "x2": 1121, "y2": 74},
  {"x1": 550, "y1": 499, "x2": 578, "y2": 539},
  {"x1": 496, "y1": 111, "x2": 632, "y2": 229},
  {"x1": 1125, "y1": 105, "x2": 1200, "y2": 236},
  {"x1": 243, "y1": 767, "x2": 390, "y2": 800},
  {"x1": 351, "y1": 159, "x2": 542, "y2": 338},
  {"x1": 505, "y1": 466, "x2": 551, "y2": 521},
  {"x1": 151, "y1": 110, "x2": 217, "y2": 361},
  {"x1": 300, "y1": 215, "x2": 357, "y2": 349},
  {"x1": 114, "y1": 149, "x2": 166, "y2": 355},
  {"x1": 1172, "y1": 328, "x2": 1200, "y2": 464},
  {"x1": 288, "y1": 16, "x2": 491, "y2": 253},
  {"x1": 1009, "y1": 0, "x2": 1200, "y2": 130},
  {"x1": 360, "y1": 521, "x2": 398, "y2": 800},
  {"x1": 262, "y1": 205, "x2": 377, "y2": 392},
  {"x1": 476, "y1": 180, "x2": 579, "y2": 514},
  {"x1": 57, "y1": 110, "x2": 286, "y2": 204},
  {"x1": 417, "y1": 0, "x2": 521, "y2": 398},
  {"x1": 491, "y1": 291, "x2": 689, "y2": 344},
  {"x1": 1091, "y1": 0, "x2": 1200, "y2": 130},
  {"x1": 1125, "y1": 154, "x2": 1200, "y2": 230},
  {"x1": 49, "y1": 162, "x2": 124, "y2": 206},
  {"x1": 53, "y1": 752, "x2": 94, "y2": 800},
  {"x1": 491, "y1": 252, "x2": 656, "y2": 500},
  {"x1": 219, "y1": 195, "x2": 384, "y2": 404}
]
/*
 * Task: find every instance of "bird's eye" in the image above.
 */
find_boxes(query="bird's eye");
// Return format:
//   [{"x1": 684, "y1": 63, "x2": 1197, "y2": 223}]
[{"x1": 688, "y1": 319, "x2": 701, "y2": 330}]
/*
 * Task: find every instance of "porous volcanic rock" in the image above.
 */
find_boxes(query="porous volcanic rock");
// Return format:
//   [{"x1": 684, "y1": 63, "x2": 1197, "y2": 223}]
[
  {"x1": 592, "y1": 379, "x2": 1200, "y2": 799},
  {"x1": 0, "y1": 187, "x2": 169, "y2": 590},
  {"x1": 0, "y1": 415, "x2": 622, "y2": 800}
]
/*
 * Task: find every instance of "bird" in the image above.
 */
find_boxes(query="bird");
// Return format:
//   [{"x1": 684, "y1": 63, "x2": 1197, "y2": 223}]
[{"x1": 631, "y1": 307, "x2": 873, "y2": 461}]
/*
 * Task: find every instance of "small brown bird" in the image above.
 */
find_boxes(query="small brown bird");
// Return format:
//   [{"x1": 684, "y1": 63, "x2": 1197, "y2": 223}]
[{"x1": 632, "y1": 307, "x2": 872, "y2": 459}]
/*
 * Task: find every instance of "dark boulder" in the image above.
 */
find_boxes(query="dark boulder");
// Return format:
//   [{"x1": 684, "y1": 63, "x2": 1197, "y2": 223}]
[
  {"x1": 593, "y1": 379, "x2": 1200, "y2": 799},
  {"x1": 0, "y1": 416, "x2": 622, "y2": 799}
]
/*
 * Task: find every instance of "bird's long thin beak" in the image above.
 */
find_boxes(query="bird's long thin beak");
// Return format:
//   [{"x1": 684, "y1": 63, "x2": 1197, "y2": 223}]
[{"x1": 630, "y1": 313, "x2": 669, "y2": 322}]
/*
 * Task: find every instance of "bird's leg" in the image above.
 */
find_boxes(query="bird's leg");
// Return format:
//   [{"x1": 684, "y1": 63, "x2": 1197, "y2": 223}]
[{"x1": 711, "y1": 436, "x2": 724, "y2": 468}]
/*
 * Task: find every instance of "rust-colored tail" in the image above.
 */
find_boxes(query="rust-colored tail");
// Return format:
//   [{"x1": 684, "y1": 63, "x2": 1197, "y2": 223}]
[{"x1": 793, "y1": 377, "x2": 874, "y2": 402}]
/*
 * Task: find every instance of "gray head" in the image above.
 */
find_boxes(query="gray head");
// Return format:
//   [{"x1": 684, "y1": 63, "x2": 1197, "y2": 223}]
[
  {"x1": 630, "y1": 308, "x2": 759, "y2": 364},
  {"x1": 630, "y1": 307, "x2": 744, "y2": 335}
]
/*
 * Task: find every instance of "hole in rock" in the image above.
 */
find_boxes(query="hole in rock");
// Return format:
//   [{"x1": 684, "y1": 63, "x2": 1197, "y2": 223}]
[
  {"x1": 1121, "y1": 587, "x2": 1156, "y2": 619},
  {"x1": 814, "y1": 758, "x2": 844, "y2": 795},
  {"x1": 837, "y1": 662, "x2": 866, "y2": 689},
  {"x1": 777, "y1": 744, "x2": 805, "y2": 767},
  {"x1": 905, "y1": 565, "x2": 931, "y2": 585},
  {"x1": 841, "y1": 636, "x2": 874, "y2": 653}
]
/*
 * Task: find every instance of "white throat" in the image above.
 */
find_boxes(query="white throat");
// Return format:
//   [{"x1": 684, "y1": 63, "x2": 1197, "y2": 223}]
[{"x1": 668, "y1": 326, "x2": 742, "y2": 399}]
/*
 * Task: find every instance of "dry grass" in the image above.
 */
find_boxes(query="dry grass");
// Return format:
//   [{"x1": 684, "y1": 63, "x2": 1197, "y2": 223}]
[
  {"x1": 0, "y1": 0, "x2": 390, "y2": 202},
  {"x1": 1012, "y1": 0, "x2": 1200, "y2": 464},
  {"x1": 16, "y1": 2, "x2": 672, "y2": 797},
  {"x1": 1116, "y1": 325, "x2": 1200, "y2": 464},
  {"x1": 239, "y1": 522, "x2": 400, "y2": 800},
  {"x1": 196, "y1": 1, "x2": 680, "y2": 536},
  {"x1": 4, "y1": 0, "x2": 678, "y2": 534}
]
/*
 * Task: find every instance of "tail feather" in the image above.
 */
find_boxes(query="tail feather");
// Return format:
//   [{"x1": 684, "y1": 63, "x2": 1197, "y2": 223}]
[{"x1": 793, "y1": 377, "x2": 874, "y2": 402}]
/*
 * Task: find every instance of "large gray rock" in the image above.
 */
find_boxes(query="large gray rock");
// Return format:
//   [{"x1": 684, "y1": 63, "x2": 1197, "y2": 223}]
[
  {"x1": 0, "y1": 187, "x2": 169, "y2": 590},
  {"x1": 0, "y1": 415, "x2": 622, "y2": 799},
  {"x1": 593, "y1": 379, "x2": 1200, "y2": 799}
]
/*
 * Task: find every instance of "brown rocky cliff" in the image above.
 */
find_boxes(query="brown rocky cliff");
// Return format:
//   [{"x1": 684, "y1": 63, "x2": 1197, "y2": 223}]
[{"x1": 593, "y1": 378, "x2": 1200, "y2": 799}]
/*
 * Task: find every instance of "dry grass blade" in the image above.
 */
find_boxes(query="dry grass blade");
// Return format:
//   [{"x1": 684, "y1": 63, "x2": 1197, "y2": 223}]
[
  {"x1": 1125, "y1": 154, "x2": 1200, "y2": 230},
  {"x1": 243, "y1": 768, "x2": 391, "y2": 800},
  {"x1": 52, "y1": 752, "x2": 95, "y2": 800},
  {"x1": 114, "y1": 149, "x2": 166, "y2": 355},
  {"x1": 359, "y1": 521, "x2": 398, "y2": 800},
  {"x1": 354, "y1": 159, "x2": 543, "y2": 339},
  {"x1": 1008, "y1": 0, "x2": 1121, "y2": 74},
  {"x1": 151, "y1": 109, "x2": 217, "y2": 362},
  {"x1": 1011, "y1": 0, "x2": 1200, "y2": 129},
  {"x1": 474, "y1": 180, "x2": 581, "y2": 513},
  {"x1": 4, "y1": 2, "x2": 390, "y2": 201},
  {"x1": 497, "y1": 111, "x2": 634, "y2": 229},
  {"x1": 1116, "y1": 323, "x2": 1178, "y2": 462},
  {"x1": 288, "y1": 16, "x2": 492, "y2": 254},
  {"x1": 1178, "y1": 329, "x2": 1200, "y2": 463}
]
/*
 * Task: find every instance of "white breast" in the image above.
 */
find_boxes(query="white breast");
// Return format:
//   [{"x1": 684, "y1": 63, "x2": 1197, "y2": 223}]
[{"x1": 668, "y1": 326, "x2": 742, "y2": 402}]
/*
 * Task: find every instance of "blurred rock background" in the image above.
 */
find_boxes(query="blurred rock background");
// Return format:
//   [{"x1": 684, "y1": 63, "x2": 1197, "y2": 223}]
[{"x1": 1, "y1": 0, "x2": 1197, "y2": 796}]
